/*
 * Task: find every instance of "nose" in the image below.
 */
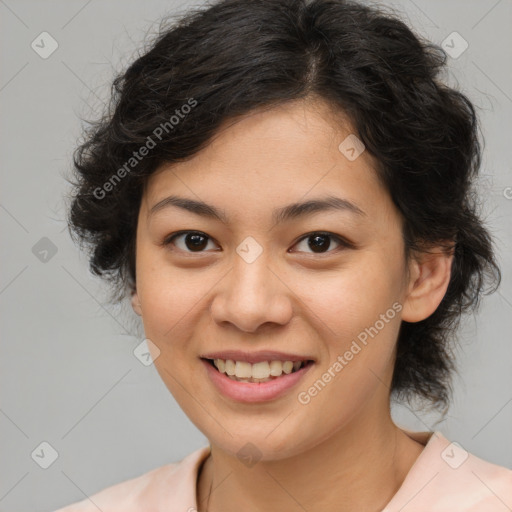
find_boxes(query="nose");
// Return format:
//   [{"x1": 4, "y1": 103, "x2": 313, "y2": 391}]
[{"x1": 209, "y1": 252, "x2": 294, "y2": 333}]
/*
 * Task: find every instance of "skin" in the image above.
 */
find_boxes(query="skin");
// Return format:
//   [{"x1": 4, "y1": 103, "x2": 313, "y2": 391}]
[{"x1": 131, "y1": 96, "x2": 453, "y2": 512}]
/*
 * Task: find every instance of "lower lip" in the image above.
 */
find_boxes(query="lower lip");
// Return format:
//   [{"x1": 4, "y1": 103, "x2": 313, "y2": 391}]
[{"x1": 201, "y1": 358, "x2": 314, "y2": 403}]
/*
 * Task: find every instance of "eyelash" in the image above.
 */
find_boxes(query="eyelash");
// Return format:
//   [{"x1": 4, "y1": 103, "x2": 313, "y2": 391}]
[{"x1": 161, "y1": 230, "x2": 353, "y2": 255}]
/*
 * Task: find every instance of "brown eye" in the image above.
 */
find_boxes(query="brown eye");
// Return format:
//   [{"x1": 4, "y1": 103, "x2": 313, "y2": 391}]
[
  {"x1": 292, "y1": 232, "x2": 350, "y2": 254},
  {"x1": 164, "y1": 231, "x2": 218, "y2": 253}
]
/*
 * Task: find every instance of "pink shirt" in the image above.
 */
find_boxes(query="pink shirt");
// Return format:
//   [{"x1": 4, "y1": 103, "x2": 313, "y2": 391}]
[{"x1": 54, "y1": 430, "x2": 512, "y2": 511}]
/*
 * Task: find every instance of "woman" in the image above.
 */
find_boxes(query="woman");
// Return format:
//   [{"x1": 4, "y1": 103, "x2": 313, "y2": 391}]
[{"x1": 55, "y1": 0, "x2": 511, "y2": 510}]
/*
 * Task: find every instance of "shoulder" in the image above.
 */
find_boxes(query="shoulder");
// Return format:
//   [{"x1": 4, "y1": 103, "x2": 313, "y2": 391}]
[
  {"x1": 386, "y1": 430, "x2": 512, "y2": 511},
  {"x1": 52, "y1": 445, "x2": 210, "y2": 512},
  {"x1": 448, "y1": 447, "x2": 512, "y2": 510}
]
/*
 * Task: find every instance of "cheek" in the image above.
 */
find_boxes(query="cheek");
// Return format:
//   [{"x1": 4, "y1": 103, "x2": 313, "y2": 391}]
[
  {"x1": 135, "y1": 247, "x2": 212, "y2": 338},
  {"x1": 292, "y1": 252, "x2": 403, "y2": 340},
  {"x1": 292, "y1": 252, "x2": 403, "y2": 403}
]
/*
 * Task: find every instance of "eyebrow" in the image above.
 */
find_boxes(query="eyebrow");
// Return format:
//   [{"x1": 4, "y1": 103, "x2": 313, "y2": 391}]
[{"x1": 148, "y1": 194, "x2": 366, "y2": 225}]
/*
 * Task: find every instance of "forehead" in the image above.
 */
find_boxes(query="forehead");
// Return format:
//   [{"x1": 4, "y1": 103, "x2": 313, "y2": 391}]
[{"x1": 142, "y1": 98, "x2": 394, "y2": 226}]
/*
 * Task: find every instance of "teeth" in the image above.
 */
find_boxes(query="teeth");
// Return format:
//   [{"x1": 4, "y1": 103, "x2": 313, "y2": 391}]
[
  {"x1": 212, "y1": 358, "x2": 306, "y2": 380},
  {"x1": 235, "y1": 361, "x2": 252, "y2": 378},
  {"x1": 282, "y1": 361, "x2": 293, "y2": 374},
  {"x1": 225, "y1": 359, "x2": 236, "y2": 376},
  {"x1": 252, "y1": 361, "x2": 270, "y2": 379},
  {"x1": 215, "y1": 359, "x2": 225, "y2": 373},
  {"x1": 269, "y1": 360, "x2": 283, "y2": 376}
]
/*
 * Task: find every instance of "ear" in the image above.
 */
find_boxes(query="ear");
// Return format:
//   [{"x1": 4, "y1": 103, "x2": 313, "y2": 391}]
[
  {"x1": 131, "y1": 290, "x2": 143, "y2": 316},
  {"x1": 401, "y1": 244, "x2": 454, "y2": 323}
]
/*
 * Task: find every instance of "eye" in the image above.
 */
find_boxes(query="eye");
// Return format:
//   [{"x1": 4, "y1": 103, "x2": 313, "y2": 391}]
[
  {"x1": 291, "y1": 232, "x2": 351, "y2": 255},
  {"x1": 162, "y1": 230, "x2": 352, "y2": 255},
  {"x1": 162, "y1": 231, "x2": 219, "y2": 253}
]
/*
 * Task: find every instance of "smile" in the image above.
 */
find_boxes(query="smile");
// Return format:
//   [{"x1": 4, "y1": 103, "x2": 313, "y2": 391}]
[
  {"x1": 208, "y1": 358, "x2": 308, "y2": 382},
  {"x1": 201, "y1": 357, "x2": 315, "y2": 403}
]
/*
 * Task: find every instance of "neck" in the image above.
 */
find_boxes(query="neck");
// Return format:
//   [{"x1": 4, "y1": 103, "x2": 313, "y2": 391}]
[{"x1": 196, "y1": 409, "x2": 425, "y2": 512}]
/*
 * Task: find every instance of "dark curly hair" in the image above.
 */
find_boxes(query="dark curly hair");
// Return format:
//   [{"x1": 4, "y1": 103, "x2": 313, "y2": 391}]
[{"x1": 66, "y1": 0, "x2": 501, "y2": 411}]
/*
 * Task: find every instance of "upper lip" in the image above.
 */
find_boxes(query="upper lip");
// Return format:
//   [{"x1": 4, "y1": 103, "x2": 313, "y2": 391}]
[{"x1": 200, "y1": 350, "x2": 315, "y2": 364}]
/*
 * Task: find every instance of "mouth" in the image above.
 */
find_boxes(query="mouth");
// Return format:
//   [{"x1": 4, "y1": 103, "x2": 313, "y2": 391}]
[
  {"x1": 202, "y1": 357, "x2": 315, "y2": 383},
  {"x1": 200, "y1": 356, "x2": 315, "y2": 403}
]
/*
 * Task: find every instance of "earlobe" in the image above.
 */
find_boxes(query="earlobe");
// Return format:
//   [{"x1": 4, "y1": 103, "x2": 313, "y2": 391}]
[
  {"x1": 131, "y1": 291, "x2": 143, "y2": 316},
  {"x1": 401, "y1": 247, "x2": 454, "y2": 323}
]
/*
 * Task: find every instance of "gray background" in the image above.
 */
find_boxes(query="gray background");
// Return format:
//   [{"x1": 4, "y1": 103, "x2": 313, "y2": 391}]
[{"x1": 0, "y1": 0, "x2": 511, "y2": 510}]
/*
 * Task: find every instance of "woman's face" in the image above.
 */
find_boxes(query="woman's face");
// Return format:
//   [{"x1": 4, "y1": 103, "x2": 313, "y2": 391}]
[{"x1": 132, "y1": 99, "x2": 415, "y2": 460}]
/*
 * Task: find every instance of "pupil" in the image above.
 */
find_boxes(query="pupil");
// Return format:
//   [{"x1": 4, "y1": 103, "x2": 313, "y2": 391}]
[
  {"x1": 308, "y1": 234, "x2": 330, "y2": 253},
  {"x1": 186, "y1": 233, "x2": 207, "y2": 251}
]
